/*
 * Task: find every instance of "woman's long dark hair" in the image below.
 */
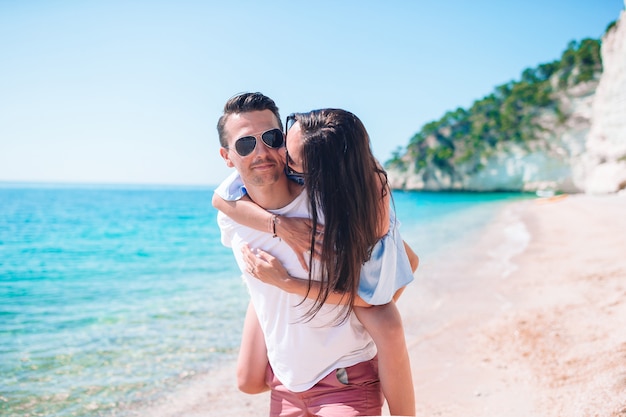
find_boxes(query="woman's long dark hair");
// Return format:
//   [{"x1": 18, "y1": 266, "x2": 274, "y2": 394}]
[{"x1": 294, "y1": 109, "x2": 388, "y2": 323}]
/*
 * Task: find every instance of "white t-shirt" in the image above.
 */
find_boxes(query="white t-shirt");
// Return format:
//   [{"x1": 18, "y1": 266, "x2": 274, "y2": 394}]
[
  {"x1": 217, "y1": 185, "x2": 377, "y2": 392},
  {"x1": 215, "y1": 171, "x2": 414, "y2": 306}
]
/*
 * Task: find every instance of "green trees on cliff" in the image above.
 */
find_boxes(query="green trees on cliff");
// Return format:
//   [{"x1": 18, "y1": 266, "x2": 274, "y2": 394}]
[{"x1": 386, "y1": 38, "x2": 602, "y2": 172}]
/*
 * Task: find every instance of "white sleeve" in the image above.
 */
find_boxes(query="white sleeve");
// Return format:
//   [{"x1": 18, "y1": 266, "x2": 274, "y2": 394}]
[{"x1": 217, "y1": 211, "x2": 235, "y2": 248}]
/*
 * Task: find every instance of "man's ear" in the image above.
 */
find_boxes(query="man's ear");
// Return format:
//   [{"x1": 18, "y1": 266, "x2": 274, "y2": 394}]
[{"x1": 219, "y1": 147, "x2": 235, "y2": 168}]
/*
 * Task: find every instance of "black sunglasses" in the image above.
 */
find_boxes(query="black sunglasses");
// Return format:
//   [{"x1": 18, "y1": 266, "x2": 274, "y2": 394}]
[
  {"x1": 227, "y1": 128, "x2": 284, "y2": 157},
  {"x1": 285, "y1": 114, "x2": 305, "y2": 185}
]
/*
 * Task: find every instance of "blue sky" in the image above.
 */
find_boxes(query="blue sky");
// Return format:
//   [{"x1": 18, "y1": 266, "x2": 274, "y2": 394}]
[{"x1": 1, "y1": 0, "x2": 623, "y2": 186}]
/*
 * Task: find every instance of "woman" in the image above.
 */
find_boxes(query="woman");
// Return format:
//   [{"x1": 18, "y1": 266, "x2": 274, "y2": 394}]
[{"x1": 214, "y1": 109, "x2": 418, "y2": 416}]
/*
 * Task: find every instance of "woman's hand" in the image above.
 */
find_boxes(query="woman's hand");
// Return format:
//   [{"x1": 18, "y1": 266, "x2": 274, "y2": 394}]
[
  {"x1": 242, "y1": 244, "x2": 372, "y2": 307},
  {"x1": 274, "y1": 216, "x2": 323, "y2": 270},
  {"x1": 242, "y1": 244, "x2": 292, "y2": 289}
]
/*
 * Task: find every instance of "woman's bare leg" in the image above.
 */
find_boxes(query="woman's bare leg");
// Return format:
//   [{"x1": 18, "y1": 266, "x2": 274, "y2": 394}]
[{"x1": 355, "y1": 302, "x2": 415, "y2": 416}]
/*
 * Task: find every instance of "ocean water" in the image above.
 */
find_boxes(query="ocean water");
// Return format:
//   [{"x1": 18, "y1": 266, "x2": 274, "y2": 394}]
[{"x1": 0, "y1": 184, "x2": 528, "y2": 416}]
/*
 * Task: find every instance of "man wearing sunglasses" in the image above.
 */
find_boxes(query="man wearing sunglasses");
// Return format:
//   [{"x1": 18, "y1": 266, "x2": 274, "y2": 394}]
[{"x1": 215, "y1": 92, "x2": 383, "y2": 416}]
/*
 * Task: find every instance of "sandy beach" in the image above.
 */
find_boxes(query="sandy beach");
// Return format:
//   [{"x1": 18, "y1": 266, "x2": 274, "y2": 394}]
[
  {"x1": 148, "y1": 193, "x2": 626, "y2": 417},
  {"x1": 404, "y1": 193, "x2": 626, "y2": 416}
]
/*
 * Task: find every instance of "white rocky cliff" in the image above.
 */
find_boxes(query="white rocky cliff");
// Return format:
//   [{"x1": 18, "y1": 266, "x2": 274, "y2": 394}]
[
  {"x1": 388, "y1": 5, "x2": 626, "y2": 194},
  {"x1": 579, "y1": 6, "x2": 626, "y2": 193}
]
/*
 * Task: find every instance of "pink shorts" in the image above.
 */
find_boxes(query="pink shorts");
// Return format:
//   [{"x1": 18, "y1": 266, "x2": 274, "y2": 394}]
[{"x1": 265, "y1": 356, "x2": 383, "y2": 417}]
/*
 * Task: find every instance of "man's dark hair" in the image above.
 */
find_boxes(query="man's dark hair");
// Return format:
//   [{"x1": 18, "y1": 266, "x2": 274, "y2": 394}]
[{"x1": 217, "y1": 92, "x2": 282, "y2": 147}]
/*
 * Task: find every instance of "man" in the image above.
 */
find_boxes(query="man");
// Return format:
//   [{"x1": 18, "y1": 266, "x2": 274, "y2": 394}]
[{"x1": 215, "y1": 92, "x2": 383, "y2": 416}]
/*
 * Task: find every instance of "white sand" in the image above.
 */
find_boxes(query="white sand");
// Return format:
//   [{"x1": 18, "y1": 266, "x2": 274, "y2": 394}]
[{"x1": 405, "y1": 194, "x2": 626, "y2": 417}]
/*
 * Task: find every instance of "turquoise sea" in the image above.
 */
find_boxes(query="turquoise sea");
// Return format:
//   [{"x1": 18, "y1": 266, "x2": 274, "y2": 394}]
[{"x1": 0, "y1": 183, "x2": 528, "y2": 416}]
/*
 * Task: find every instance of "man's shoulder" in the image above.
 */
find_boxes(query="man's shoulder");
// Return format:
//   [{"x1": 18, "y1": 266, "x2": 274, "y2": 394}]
[{"x1": 216, "y1": 210, "x2": 236, "y2": 230}]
